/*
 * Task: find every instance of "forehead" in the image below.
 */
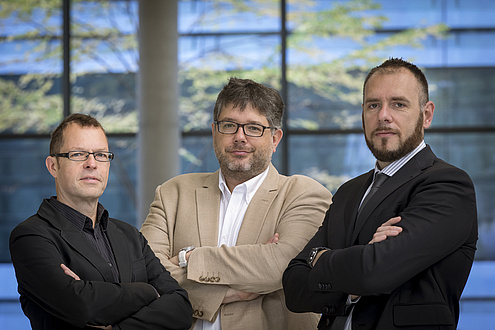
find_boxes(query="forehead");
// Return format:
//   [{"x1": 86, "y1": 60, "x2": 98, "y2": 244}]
[
  {"x1": 61, "y1": 124, "x2": 108, "y2": 149},
  {"x1": 364, "y1": 68, "x2": 420, "y2": 101},
  {"x1": 219, "y1": 103, "x2": 268, "y2": 124}
]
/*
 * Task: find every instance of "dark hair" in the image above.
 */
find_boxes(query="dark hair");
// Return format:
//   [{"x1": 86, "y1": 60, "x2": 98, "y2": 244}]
[
  {"x1": 213, "y1": 77, "x2": 284, "y2": 128},
  {"x1": 49, "y1": 113, "x2": 106, "y2": 155},
  {"x1": 363, "y1": 57, "x2": 429, "y2": 107}
]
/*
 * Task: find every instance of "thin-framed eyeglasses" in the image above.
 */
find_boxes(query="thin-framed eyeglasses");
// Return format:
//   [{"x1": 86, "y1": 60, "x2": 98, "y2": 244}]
[
  {"x1": 51, "y1": 151, "x2": 115, "y2": 162},
  {"x1": 214, "y1": 120, "x2": 276, "y2": 137}
]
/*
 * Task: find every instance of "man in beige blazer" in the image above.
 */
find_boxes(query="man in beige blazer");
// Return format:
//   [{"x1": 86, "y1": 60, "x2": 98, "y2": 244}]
[{"x1": 141, "y1": 77, "x2": 332, "y2": 329}]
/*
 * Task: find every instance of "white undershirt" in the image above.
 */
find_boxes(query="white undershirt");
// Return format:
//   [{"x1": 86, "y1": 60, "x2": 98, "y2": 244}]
[{"x1": 193, "y1": 167, "x2": 269, "y2": 330}]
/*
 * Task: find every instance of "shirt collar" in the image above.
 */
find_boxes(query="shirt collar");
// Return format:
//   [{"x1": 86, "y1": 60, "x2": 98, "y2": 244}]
[
  {"x1": 49, "y1": 196, "x2": 109, "y2": 231},
  {"x1": 374, "y1": 140, "x2": 426, "y2": 177},
  {"x1": 218, "y1": 166, "x2": 270, "y2": 204}
]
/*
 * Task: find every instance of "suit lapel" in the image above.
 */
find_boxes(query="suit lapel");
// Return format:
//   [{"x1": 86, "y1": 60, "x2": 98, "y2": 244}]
[
  {"x1": 237, "y1": 164, "x2": 278, "y2": 245},
  {"x1": 351, "y1": 146, "x2": 436, "y2": 243},
  {"x1": 106, "y1": 221, "x2": 132, "y2": 282},
  {"x1": 39, "y1": 200, "x2": 122, "y2": 282},
  {"x1": 60, "y1": 228, "x2": 116, "y2": 282},
  {"x1": 196, "y1": 171, "x2": 221, "y2": 247}
]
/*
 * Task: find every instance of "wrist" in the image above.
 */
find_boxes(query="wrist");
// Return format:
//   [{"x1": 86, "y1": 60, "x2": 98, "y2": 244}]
[
  {"x1": 307, "y1": 247, "x2": 330, "y2": 268},
  {"x1": 178, "y1": 246, "x2": 195, "y2": 268}
]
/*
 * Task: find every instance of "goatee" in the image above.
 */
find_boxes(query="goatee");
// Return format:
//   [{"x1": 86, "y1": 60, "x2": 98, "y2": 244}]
[{"x1": 365, "y1": 112, "x2": 424, "y2": 163}]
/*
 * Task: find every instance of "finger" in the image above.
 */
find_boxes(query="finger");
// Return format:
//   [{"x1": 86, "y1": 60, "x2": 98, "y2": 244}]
[
  {"x1": 384, "y1": 216, "x2": 402, "y2": 226},
  {"x1": 265, "y1": 233, "x2": 279, "y2": 244},
  {"x1": 61, "y1": 263, "x2": 80, "y2": 280},
  {"x1": 376, "y1": 226, "x2": 403, "y2": 233}
]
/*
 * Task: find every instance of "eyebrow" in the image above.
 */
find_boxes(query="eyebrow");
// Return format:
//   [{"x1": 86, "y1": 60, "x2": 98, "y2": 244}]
[
  {"x1": 218, "y1": 118, "x2": 266, "y2": 125},
  {"x1": 364, "y1": 96, "x2": 410, "y2": 104}
]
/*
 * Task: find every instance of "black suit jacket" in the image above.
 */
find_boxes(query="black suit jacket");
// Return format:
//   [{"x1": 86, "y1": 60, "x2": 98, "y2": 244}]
[
  {"x1": 283, "y1": 146, "x2": 478, "y2": 329},
  {"x1": 9, "y1": 199, "x2": 193, "y2": 330}
]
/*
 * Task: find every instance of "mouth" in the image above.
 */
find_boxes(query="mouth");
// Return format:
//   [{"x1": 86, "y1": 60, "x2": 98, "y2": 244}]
[
  {"x1": 230, "y1": 150, "x2": 251, "y2": 156},
  {"x1": 373, "y1": 128, "x2": 396, "y2": 138},
  {"x1": 81, "y1": 176, "x2": 100, "y2": 183}
]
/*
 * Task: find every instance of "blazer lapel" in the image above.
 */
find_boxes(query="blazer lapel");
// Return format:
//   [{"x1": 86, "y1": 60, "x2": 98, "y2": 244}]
[
  {"x1": 60, "y1": 227, "x2": 116, "y2": 282},
  {"x1": 106, "y1": 221, "x2": 132, "y2": 283},
  {"x1": 196, "y1": 171, "x2": 221, "y2": 247},
  {"x1": 237, "y1": 164, "x2": 279, "y2": 245},
  {"x1": 351, "y1": 146, "x2": 437, "y2": 243},
  {"x1": 39, "y1": 201, "x2": 122, "y2": 282}
]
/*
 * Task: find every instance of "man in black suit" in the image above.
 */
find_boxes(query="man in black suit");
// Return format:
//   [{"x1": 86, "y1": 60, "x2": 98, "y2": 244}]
[
  {"x1": 282, "y1": 58, "x2": 478, "y2": 329},
  {"x1": 9, "y1": 113, "x2": 193, "y2": 330}
]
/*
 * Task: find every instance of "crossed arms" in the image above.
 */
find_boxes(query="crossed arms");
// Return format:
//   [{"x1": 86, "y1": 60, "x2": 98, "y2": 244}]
[{"x1": 9, "y1": 222, "x2": 192, "y2": 330}]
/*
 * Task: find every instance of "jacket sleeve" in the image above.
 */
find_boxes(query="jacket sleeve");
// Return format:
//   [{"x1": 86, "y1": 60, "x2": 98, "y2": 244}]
[
  {"x1": 9, "y1": 224, "x2": 159, "y2": 328},
  {"x1": 115, "y1": 235, "x2": 193, "y2": 330},
  {"x1": 283, "y1": 207, "x2": 349, "y2": 315},
  {"x1": 185, "y1": 177, "x2": 332, "y2": 317},
  {"x1": 141, "y1": 182, "x2": 228, "y2": 322}
]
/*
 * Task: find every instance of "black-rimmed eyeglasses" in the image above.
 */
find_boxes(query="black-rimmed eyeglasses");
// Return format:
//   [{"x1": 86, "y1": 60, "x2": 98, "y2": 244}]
[
  {"x1": 214, "y1": 120, "x2": 276, "y2": 137},
  {"x1": 51, "y1": 151, "x2": 114, "y2": 162}
]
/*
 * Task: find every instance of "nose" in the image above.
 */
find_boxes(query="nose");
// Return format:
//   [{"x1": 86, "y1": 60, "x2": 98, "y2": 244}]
[
  {"x1": 84, "y1": 153, "x2": 98, "y2": 168},
  {"x1": 233, "y1": 125, "x2": 247, "y2": 142},
  {"x1": 377, "y1": 104, "x2": 392, "y2": 123}
]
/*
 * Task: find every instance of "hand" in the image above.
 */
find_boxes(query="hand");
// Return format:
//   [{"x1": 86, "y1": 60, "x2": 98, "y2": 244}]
[
  {"x1": 61, "y1": 264, "x2": 80, "y2": 281},
  {"x1": 222, "y1": 288, "x2": 260, "y2": 304},
  {"x1": 265, "y1": 233, "x2": 279, "y2": 244},
  {"x1": 369, "y1": 216, "x2": 403, "y2": 244},
  {"x1": 169, "y1": 255, "x2": 179, "y2": 266}
]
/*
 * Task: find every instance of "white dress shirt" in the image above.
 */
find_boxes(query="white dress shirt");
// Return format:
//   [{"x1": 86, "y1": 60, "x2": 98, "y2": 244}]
[{"x1": 193, "y1": 167, "x2": 269, "y2": 330}]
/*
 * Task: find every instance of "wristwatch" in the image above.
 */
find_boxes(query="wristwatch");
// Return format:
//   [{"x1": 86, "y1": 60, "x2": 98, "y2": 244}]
[
  {"x1": 307, "y1": 247, "x2": 329, "y2": 268},
  {"x1": 178, "y1": 246, "x2": 196, "y2": 268}
]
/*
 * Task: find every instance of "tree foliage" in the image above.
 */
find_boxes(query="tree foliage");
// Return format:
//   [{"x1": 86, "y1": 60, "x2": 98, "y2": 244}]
[{"x1": 0, "y1": 0, "x2": 448, "y2": 136}]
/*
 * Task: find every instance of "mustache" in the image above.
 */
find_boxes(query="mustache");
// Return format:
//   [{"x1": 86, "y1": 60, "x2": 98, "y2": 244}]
[
  {"x1": 373, "y1": 126, "x2": 396, "y2": 134},
  {"x1": 225, "y1": 143, "x2": 254, "y2": 153}
]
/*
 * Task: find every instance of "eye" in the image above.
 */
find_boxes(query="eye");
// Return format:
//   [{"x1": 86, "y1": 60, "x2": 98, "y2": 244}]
[
  {"x1": 221, "y1": 122, "x2": 236, "y2": 129},
  {"x1": 367, "y1": 103, "x2": 379, "y2": 110},
  {"x1": 394, "y1": 102, "x2": 405, "y2": 108},
  {"x1": 246, "y1": 125, "x2": 263, "y2": 133},
  {"x1": 95, "y1": 152, "x2": 108, "y2": 160},
  {"x1": 70, "y1": 151, "x2": 85, "y2": 157}
]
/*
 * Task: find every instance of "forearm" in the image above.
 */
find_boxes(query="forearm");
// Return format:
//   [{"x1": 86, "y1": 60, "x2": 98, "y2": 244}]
[
  {"x1": 116, "y1": 290, "x2": 192, "y2": 330},
  {"x1": 283, "y1": 258, "x2": 347, "y2": 314}
]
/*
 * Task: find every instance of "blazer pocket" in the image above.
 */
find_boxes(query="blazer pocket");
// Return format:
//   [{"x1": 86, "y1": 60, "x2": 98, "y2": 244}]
[
  {"x1": 131, "y1": 258, "x2": 147, "y2": 282},
  {"x1": 393, "y1": 303, "x2": 454, "y2": 326}
]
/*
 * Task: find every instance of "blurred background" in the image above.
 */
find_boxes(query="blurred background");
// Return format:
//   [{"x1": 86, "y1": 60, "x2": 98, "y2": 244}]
[{"x1": 1, "y1": 0, "x2": 494, "y2": 328}]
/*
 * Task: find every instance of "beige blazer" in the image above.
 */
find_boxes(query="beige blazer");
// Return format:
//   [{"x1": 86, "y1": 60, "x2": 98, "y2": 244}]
[{"x1": 141, "y1": 164, "x2": 332, "y2": 330}]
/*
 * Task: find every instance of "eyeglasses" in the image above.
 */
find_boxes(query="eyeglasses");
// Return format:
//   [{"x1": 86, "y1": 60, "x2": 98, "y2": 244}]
[
  {"x1": 51, "y1": 151, "x2": 114, "y2": 162},
  {"x1": 214, "y1": 120, "x2": 276, "y2": 137}
]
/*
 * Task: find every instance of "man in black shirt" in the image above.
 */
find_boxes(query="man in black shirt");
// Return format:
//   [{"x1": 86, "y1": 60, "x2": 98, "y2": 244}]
[{"x1": 10, "y1": 113, "x2": 192, "y2": 330}]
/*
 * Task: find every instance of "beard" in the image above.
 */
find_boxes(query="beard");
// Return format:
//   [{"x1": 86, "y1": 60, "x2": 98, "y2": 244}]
[
  {"x1": 365, "y1": 112, "x2": 424, "y2": 163},
  {"x1": 213, "y1": 141, "x2": 273, "y2": 182}
]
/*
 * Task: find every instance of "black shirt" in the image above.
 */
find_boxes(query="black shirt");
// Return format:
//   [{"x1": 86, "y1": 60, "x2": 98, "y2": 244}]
[{"x1": 49, "y1": 196, "x2": 120, "y2": 282}]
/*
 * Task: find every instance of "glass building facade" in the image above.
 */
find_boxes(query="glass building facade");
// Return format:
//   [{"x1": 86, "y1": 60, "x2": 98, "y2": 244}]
[{"x1": 1, "y1": 1, "x2": 494, "y2": 328}]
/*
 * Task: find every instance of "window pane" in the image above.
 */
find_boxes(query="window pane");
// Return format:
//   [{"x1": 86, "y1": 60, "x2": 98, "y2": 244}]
[
  {"x1": 0, "y1": 138, "x2": 54, "y2": 262},
  {"x1": 0, "y1": 3, "x2": 63, "y2": 134},
  {"x1": 178, "y1": 0, "x2": 281, "y2": 132},
  {"x1": 70, "y1": 1, "x2": 139, "y2": 133}
]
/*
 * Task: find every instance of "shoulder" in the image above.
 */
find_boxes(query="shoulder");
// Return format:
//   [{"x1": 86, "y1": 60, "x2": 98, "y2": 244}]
[
  {"x1": 276, "y1": 172, "x2": 333, "y2": 199},
  {"x1": 158, "y1": 172, "x2": 215, "y2": 190}
]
